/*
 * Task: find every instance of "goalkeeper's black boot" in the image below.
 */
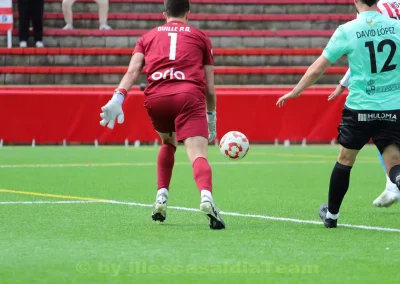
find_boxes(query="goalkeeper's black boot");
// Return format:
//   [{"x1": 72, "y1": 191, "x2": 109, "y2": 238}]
[{"x1": 319, "y1": 203, "x2": 337, "y2": 228}]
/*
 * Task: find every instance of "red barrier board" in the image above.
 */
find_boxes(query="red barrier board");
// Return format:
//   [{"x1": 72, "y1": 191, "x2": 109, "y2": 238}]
[{"x1": 0, "y1": 88, "x2": 347, "y2": 144}]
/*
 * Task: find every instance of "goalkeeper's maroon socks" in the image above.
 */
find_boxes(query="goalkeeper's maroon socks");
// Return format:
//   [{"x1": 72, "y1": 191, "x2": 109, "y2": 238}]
[
  {"x1": 157, "y1": 143, "x2": 176, "y2": 190},
  {"x1": 193, "y1": 157, "x2": 212, "y2": 193}
]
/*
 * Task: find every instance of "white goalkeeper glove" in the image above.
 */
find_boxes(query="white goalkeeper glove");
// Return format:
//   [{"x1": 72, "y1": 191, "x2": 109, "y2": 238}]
[
  {"x1": 207, "y1": 110, "x2": 217, "y2": 142},
  {"x1": 100, "y1": 89, "x2": 126, "y2": 129}
]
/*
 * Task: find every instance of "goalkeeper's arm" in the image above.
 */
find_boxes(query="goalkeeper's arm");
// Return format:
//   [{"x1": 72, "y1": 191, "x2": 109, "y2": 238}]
[
  {"x1": 205, "y1": 65, "x2": 216, "y2": 112},
  {"x1": 117, "y1": 52, "x2": 145, "y2": 98},
  {"x1": 99, "y1": 53, "x2": 145, "y2": 129},
  {"x1": 205, "y1": 65, "x2": 217, "y2": 142}
]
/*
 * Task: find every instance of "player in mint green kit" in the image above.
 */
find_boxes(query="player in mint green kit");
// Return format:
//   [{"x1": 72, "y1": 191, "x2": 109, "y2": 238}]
[
  {"x1": 329, "y1": 0, "x2": 400, "y2": 208},
  {"x1": 276, "y1": 0, "x2": 400, "y2": 228}
]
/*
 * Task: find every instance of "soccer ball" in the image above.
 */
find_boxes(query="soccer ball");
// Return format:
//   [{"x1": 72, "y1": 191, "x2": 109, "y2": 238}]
[{"x1": 219, "y1": 131, "x2": 250, "y2": 160}]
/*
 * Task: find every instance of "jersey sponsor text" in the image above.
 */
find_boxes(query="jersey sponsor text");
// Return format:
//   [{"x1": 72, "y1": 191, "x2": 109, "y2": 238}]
[{"x1": 151, "y1": 68, "x2": 186, "y2": 81}]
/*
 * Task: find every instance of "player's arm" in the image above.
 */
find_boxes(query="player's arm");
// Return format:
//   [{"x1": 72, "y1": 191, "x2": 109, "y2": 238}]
[
  {"x1": 329, "y1": 69, "x2": 350, "y2": 101},
  {"x1": 276, "y1": 56, "x2": 331, "y2": 107},
  {"x1": 277, "y1": 26, "x2": 348, "y2": 107},
  {"x1": 205, "y1": 65, "x2": 217, "y2": 142},
  {"x1": 340, "y1": 69, "x2": 350, "y2": 88},
  {"x1": 205, "y1": 65, "x2": 216, "y2": 112},
  {"x1": 203, "y1": 35, "x2": 217, "y2": 142},
  {"x1": 118, "y1": 52, "x2": 145, "y2": 93},
  {"x1": 99, "y1": 52, "x2": 145, "y2": 129}
]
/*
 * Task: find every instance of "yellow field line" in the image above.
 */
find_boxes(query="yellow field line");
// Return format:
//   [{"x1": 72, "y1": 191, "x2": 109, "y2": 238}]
[
  {"x1": 0, "y1": 189, "x2": 110, "y2": 202},
  {"x1": 101, "y1": 147, "x2": 158, "y2": 152},
  {"x1": 0, "y1": 162, "x2": 155, "y2": 168}
]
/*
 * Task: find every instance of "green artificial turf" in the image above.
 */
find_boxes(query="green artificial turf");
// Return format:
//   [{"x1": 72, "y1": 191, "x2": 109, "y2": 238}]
[{"x1": 0, "y1": 146, "x2": 399, "y2": 283}]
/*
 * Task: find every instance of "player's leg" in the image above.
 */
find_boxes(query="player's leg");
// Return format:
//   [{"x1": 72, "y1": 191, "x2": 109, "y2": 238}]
[
  {"x1": 383, "y1": 144, "x2": 400, "y2": 189},
  {"x1": 62, "y1": 0, "x2": 76, "y2": 29},
  {"x1": 95, "y1": 0, "x2": 112, "y2": 30},
  {"x1": 31, "y1": 0, "x2": 44, "y2": 47},
  {"x1": 372, "y1": 152, "x2": 400, "y2": 207},
  {"x1": 319, "y1": 146, "x2": 360, "y2": 228},
  {"x1": 18, "y1": 0, "x2": 30, "y2": 47},
  {"x1": 151, "y1": 131, "x2": 177, "y2": 222},
  {"x1": 144, "y1": 97, "x2": 178, "y2": 222},
  {"x1": 184, "y1": 136, "x2": 212, "y2": 197},
  {"x1": 157, "y1": 132, "x2": 177, "y2": 191},
  {"x1": 176, "y1": 93, "x2": 224, "y2": 230},
  {"x1": 319, "y1": 107, "x2": 369, "y2": 228},
  {"x1": 183, "y1": 136, "x2": 224, "y2": 229},
  {"x1": 372, "y1": 118, "x2": 400, "y2": 207}
]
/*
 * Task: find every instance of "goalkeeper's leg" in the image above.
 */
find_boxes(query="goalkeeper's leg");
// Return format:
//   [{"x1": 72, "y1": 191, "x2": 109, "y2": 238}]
[
  {"x1": 152, "y1": 132, "x2": 177, "y2": 222},
  {"x1": 184, "y1": 136, "x2": 225, "y2": 230}
]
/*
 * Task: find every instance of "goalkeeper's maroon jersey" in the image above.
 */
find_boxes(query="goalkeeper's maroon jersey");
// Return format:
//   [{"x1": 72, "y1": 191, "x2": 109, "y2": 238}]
[{"x1": 133, "y1": 20, "x2": 214, "y2": 101}]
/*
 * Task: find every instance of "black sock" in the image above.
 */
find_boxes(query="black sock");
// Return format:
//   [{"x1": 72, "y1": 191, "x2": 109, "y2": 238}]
[
  {"x1": 389, "y1": 165, "x2": 400, "y2": 187},
  {"x1": 328, "y1": 162, "x2": 353, "y2": 215}
]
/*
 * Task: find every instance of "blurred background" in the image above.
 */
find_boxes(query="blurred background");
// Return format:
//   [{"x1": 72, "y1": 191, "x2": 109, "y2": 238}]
[{"x1": 0, "y1": 0, "x2": 354, "y2": 145}]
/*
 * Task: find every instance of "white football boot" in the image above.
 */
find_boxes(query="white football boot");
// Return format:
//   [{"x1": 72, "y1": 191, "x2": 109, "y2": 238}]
[
  {"x1": 200, "y1": 190, "x2": 225, "y2": 230},
  {"x1": 152, "y1": 189, "x2": 168, "y2": 222},
  {"x1": 373, "y1": 177, "x2": 400, "y2": 207}
]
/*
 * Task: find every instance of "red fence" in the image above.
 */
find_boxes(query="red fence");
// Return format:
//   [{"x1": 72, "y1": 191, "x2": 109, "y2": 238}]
[{"x1": 0, "y1": 87, "x2": 347, "y2": 144}]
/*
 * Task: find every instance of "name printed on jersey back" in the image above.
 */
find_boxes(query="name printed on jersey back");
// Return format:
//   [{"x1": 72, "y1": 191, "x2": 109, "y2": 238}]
[
  {"x1": 157, "y1": 26, "x2": 191, "y2": 32},
  {"x1": 356, "y1": 27, "x2": 395, "y2": 38}
]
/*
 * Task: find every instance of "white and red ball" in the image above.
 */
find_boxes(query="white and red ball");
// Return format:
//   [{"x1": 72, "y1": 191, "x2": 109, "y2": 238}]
[{"x1": 219, "y1": 131, "x2": 250, "y2": 160}]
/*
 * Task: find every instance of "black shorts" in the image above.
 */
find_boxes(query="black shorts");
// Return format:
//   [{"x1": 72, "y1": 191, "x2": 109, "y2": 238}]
[{"x1": 338, "y1": 107, "x2": 400, "y2": 154}]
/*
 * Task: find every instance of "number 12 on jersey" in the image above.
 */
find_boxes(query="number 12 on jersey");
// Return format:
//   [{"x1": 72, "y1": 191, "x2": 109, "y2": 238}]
[
  {"x1": 365, "y1": 40, "x2": 397, "y2": 74},
  {"x1": 168, "y1": 33, "x2": 177, "y2": 60}
]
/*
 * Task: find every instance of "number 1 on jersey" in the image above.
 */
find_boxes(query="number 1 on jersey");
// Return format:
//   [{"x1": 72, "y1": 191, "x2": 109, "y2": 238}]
[{"x1": 168, "y1": 33, "x2": 177, "y2": 60}]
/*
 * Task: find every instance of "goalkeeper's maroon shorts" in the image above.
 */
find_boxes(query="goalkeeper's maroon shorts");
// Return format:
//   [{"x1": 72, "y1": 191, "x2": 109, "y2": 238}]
[{"x1": 144, "y1": 93, "x2": 208, "y2": 143}]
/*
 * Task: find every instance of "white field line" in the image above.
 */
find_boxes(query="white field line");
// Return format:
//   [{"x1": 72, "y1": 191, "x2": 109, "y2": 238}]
[
  {"x1": 2, "y1": 199, "x2": 399, "y2": 233},
  {"x1": 0, "y1": 160, "x2": 376, "y2": 169}
]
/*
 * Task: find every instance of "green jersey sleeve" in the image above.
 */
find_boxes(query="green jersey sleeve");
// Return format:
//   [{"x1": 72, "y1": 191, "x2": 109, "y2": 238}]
[{"x1": 322, "y1": 26, "x2": 348, "y2": 63}]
